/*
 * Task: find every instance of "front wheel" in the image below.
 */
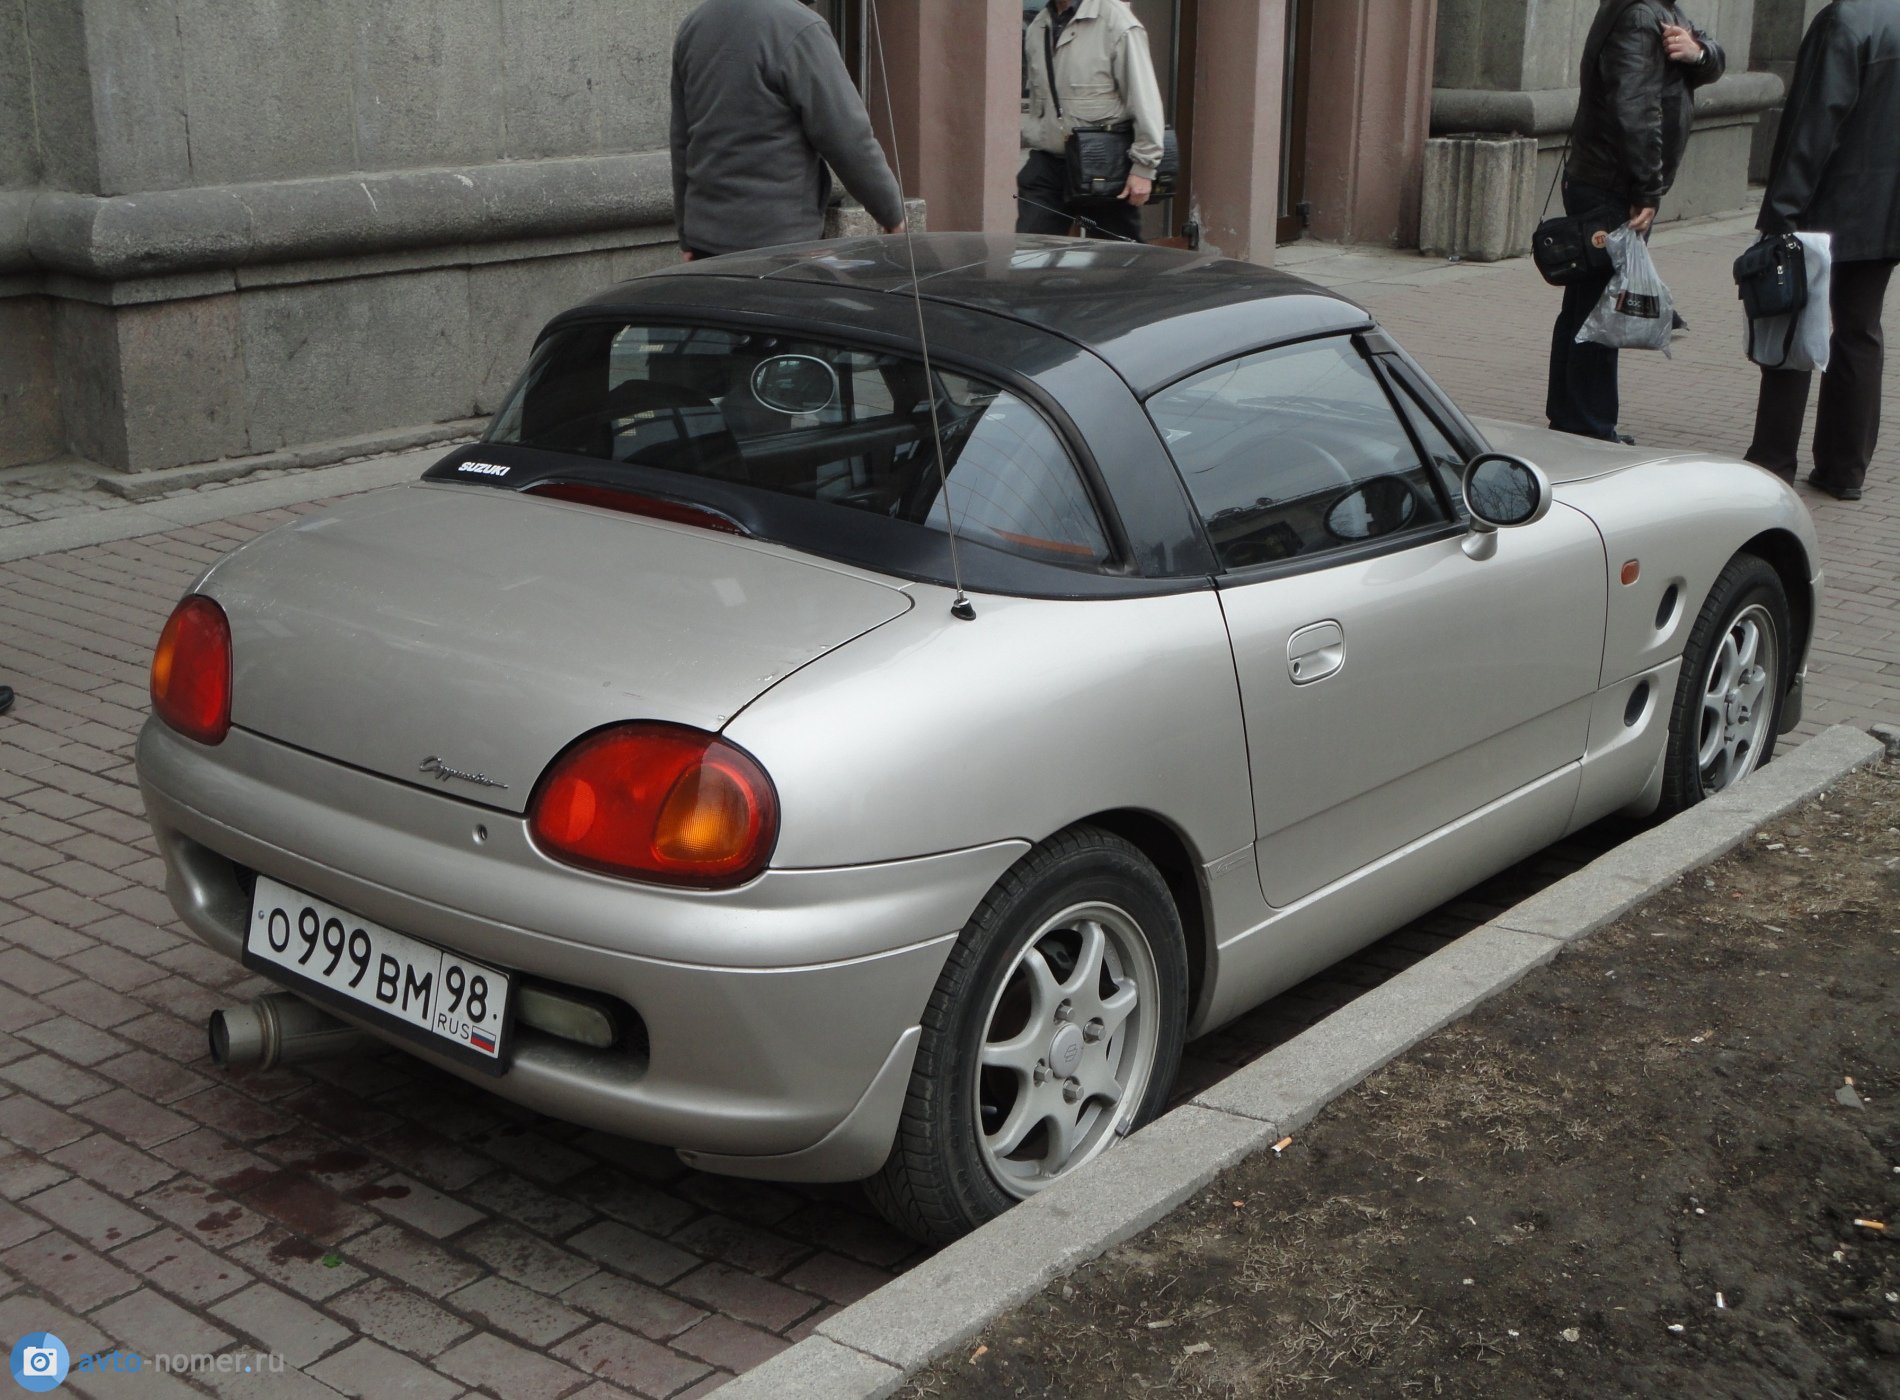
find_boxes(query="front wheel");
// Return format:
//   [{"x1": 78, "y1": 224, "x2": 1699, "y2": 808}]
[
  {"x1": 1660, "y1": 553, "x2": 1791, "y2": 814},
  {"x1": 866, "y1": 827, "x2": 1188, "y2": 1245}
]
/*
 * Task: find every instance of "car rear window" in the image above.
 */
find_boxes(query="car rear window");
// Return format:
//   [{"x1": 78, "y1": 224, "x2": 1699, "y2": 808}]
[{"x1": 485, "y1": 321, "x2": 1111, "y2": 571}]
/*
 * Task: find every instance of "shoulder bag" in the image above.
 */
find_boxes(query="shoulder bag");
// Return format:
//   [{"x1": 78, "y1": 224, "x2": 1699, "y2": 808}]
[
  {"x1": 1044, "y1": 23, "x2": 1179, "y2": 205},
  {"x1": 1736, "y1": 231, "x2": 1821, "y2": 370},
  {"x1": 1734, "y1": 233, "x2": 1807, "y2": 313},
  {"x1": 1532, "y1": 140, "x2": 1617, "y2": 287}
]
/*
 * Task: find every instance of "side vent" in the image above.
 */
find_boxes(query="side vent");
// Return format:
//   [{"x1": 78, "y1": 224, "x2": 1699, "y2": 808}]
[
  {"x1": 1655, "y1": 583, "x2": 1681, "y2": 631},
  {"x1": 1624, "y1": 680, "x2": 1651, "y2": 728}
]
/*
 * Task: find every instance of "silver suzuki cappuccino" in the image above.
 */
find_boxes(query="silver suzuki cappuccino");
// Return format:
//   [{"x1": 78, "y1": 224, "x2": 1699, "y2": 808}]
[{"x1": 137, "y1": 235, "x2": 1819, "y2": 1243}]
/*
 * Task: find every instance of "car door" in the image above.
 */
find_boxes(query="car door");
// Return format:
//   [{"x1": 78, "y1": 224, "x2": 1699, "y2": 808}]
[{"x1": 1145, "y1": 334, "x2": 1607, "y2": 909}]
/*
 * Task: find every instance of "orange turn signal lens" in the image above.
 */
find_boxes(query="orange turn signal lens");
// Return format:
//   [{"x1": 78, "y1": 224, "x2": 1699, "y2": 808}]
[{"x1": 654, "y1": 764, "x2": 755, "y2": 863}]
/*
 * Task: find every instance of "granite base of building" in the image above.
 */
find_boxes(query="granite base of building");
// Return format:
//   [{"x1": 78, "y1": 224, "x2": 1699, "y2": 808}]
[
  {"x1": 5, "y1": 231, "x2": 679, "y2": 477},
  {"x1": 1428, "y1": 70, "x2": 1786, "y2": 267},
  {"x1": 0, "y1": 172, "x2": 924, "y2": 480}
]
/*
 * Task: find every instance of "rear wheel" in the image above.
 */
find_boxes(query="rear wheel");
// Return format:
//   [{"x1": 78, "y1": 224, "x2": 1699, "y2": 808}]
[
  {"x1": 867, "y1": 827, "x2": 1188, "y2": 1245},
  {"x1": 1660, "y1": 553, "x2": 1790, "y2": 814}
]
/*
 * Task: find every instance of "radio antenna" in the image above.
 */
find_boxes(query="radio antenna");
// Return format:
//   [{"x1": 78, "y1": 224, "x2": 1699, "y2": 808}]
[{"x1": 865, "y1": 0, "x2": 976, "y2": 621}]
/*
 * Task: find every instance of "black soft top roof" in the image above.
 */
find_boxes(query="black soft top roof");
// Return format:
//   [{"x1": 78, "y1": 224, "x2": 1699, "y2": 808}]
[{"x1": 562, "y1": 233, "x2": 1374, "y2": 396}]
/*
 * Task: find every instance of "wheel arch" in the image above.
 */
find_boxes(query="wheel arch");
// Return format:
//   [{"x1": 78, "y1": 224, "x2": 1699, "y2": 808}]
[
  {"x1": 1069, "y1": 808, "x2": 1212, "y2": 1028},
  {"x1": 1739, "y1": 528, "x2": 1815, "y2": 680}
]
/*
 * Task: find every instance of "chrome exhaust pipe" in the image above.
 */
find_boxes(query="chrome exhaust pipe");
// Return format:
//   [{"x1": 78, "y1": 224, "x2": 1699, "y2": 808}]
[{"x1": 208, "y1": 993, "x2": 368, "y2": 1071}]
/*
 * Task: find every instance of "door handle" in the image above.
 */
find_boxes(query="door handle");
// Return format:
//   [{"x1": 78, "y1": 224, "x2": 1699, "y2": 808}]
[{"x1": 1287, "y1": 620, "x2": 1344, "y2": 684}]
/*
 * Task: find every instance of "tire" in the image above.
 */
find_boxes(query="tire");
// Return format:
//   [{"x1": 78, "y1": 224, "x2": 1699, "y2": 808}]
[
  {"x1": 866, "y1": 826, "x2": 1189, "y2": 1245},
  {"x1": 1659, "y1": 553, "x2": 1791, "y2": 815}
]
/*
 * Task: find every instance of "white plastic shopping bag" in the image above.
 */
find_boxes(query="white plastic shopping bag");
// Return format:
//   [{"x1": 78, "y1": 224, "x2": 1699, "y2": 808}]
[
  {"x1": 1577, "y1": 226, "x2": 1675, "y2": 355},
  {"x1": 1746, "y1": 231, "x2": 1832, "y2": 372}
]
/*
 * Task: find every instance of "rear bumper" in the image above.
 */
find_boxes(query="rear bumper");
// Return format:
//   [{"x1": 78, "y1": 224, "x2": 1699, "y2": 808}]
[{"x1": 138, "y1": 719, "x2": 1024, "y2": 1180}]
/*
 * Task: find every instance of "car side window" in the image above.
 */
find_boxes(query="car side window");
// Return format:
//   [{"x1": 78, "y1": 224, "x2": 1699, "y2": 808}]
[
  {"x1": 1146, "y1": 337, "x2": 1450, "y2": 571},
  {"x1": 1386, "y1": 372, "x2": 1473, "y2": 520}
]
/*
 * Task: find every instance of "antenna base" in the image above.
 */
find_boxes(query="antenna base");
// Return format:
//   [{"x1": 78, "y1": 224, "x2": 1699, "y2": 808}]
[{"x1": 950, "y1": 598, "x2": 977, "y2": 622}]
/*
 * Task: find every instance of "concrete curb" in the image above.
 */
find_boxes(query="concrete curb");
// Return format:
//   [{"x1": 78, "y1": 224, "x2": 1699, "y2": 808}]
[{"x1": 717, "y1": 723, "x2": 1888, "y2": 1398}]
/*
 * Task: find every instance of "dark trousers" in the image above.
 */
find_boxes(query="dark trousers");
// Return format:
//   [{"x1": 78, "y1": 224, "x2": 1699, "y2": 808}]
[
  {"x1": 1545, "y1": 180, "x2": 1625, "y2": 441},
  {"x1": 1015, "y1": 150, "x2": 1143, "y2": 243},
  {"x1": 1745, "y1": 257, "x2": 1896, "y2": 491}
]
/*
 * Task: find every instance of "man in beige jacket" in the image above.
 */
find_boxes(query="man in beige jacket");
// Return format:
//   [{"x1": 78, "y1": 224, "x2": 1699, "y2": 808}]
[{"x1": 1018, "y1": 0, "x2": 1166, "y2": 242}]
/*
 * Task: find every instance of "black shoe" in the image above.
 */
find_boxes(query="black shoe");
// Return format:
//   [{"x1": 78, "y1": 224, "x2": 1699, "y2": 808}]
[
  {"x1": 1806, "y1": 472, "x2": 1863, "y2": 501},
  {"x1": 1617, "y1": 433, "x2": 1637, "y2": 446},
  {"x1": 0, "y1": 686, "x2": 12, "y2": 716}
]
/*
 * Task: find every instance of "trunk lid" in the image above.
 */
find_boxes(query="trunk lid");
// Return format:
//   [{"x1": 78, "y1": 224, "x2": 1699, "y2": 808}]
[{"x1": 205, "y1": 484, "x2": 912, "y2": 813}]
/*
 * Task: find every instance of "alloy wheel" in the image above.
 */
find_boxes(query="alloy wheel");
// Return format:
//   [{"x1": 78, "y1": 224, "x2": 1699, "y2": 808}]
[
  {"x1": 1695, "y1": 601, "x2": 1779, "y2": 795},
  {"x1": 972, "y1": 900, "x2": 1160, "y2": 1197}
]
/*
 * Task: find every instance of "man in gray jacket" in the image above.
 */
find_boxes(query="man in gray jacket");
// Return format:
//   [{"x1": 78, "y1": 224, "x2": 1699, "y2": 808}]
[
  {"x1": 671, "y1": 0, "x2": 905, "y2": 259},
  {"x1": 1018, "y1": 0, "x2": 1167, "y2": 242},
  {"x1": 1744, "y1": 0, "x2": 1900, "y2": 501}
]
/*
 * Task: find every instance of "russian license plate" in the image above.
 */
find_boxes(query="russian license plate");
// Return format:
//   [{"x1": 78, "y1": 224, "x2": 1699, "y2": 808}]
[{"x1": 243, "y1": 875, "x2": 513, "y2": 1076}]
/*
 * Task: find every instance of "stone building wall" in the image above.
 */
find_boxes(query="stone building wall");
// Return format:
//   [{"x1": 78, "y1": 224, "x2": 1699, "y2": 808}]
[
  {"x1": 1429, "y1": 0, "x2": 1785, "y2": 244},
  {"x1": 0, "y1": 0, "x2": 698, "y2": 477}
]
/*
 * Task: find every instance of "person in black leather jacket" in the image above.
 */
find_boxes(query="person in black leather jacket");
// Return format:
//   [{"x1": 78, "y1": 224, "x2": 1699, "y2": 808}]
[
  {"x1": 1547, "y1": 0, "x2": 1725, "y2": 442},
  {"x1": 1744, "y1": 0, "x2": 1900, "y2": 502}
]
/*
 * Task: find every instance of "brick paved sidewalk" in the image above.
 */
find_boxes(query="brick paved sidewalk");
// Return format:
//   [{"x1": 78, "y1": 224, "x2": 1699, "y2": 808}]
[
  {"x1": 0, "y1": 520, "x2": 927, "y2": 1400},
  {"x1": 0, "y1": 205, "x2": 1894, "y2": 1400}
]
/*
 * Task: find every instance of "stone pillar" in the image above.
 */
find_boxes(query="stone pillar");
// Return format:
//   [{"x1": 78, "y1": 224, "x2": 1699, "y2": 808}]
[
  {"x1": 1420, "y1": 133, "x2": 1539, "y2": 260},
  {"x1": 1302, "y1": 0, "x2": 1440, "y2": 247},
  {"x1": 868, "y1": 0, "x2": 1021, "y2": 234},
  {"x1": 1189, "y1": 0, "x2": 1287, "y2": 265},
  {"x1": 1750, "y1": 0, "x2": 1827, "y2": 181}
]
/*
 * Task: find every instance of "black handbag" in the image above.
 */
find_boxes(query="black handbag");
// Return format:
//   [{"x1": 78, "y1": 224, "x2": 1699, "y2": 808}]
[
  {"x1": 1043, "y1": 24, "x2": 1178, "y2": 206},
  {"x1": 1734, "y1": 233, "x2": 1807, "y2": 319},
  {"x1": 1531, "y1": 140, "x2": 1615, "y2": 287},
  {"x1": 1064, "y1": 124, "x2": 1180, "y2": 204},
  {"x1": 1734, "y1": 232, "x2": 1809, "y2": 368},
  {"x1": 1533, "y1": 214, "x2": 1613, "y2": 286}
]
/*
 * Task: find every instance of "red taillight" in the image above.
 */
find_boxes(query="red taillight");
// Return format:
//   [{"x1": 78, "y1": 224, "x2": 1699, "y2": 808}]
[
  {"x1": 151, "y1": 596, "x2": 232, "y2": 745},
  {"x1": 528, "y1": 723, "x2": 778, "y2": 887}
]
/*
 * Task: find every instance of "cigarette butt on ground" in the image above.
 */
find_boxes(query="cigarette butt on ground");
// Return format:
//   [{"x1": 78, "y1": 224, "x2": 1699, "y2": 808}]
[
  {"x1": 1853, "y1": 1218, "x2": 1888, "y2": 1232},
  {"x1": 1271, "y1": 1136, "x2": 1293, "y2": 1155},
  {"x1": 969, "y1": 1344, "x2": 988, "y2": 1362}
]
